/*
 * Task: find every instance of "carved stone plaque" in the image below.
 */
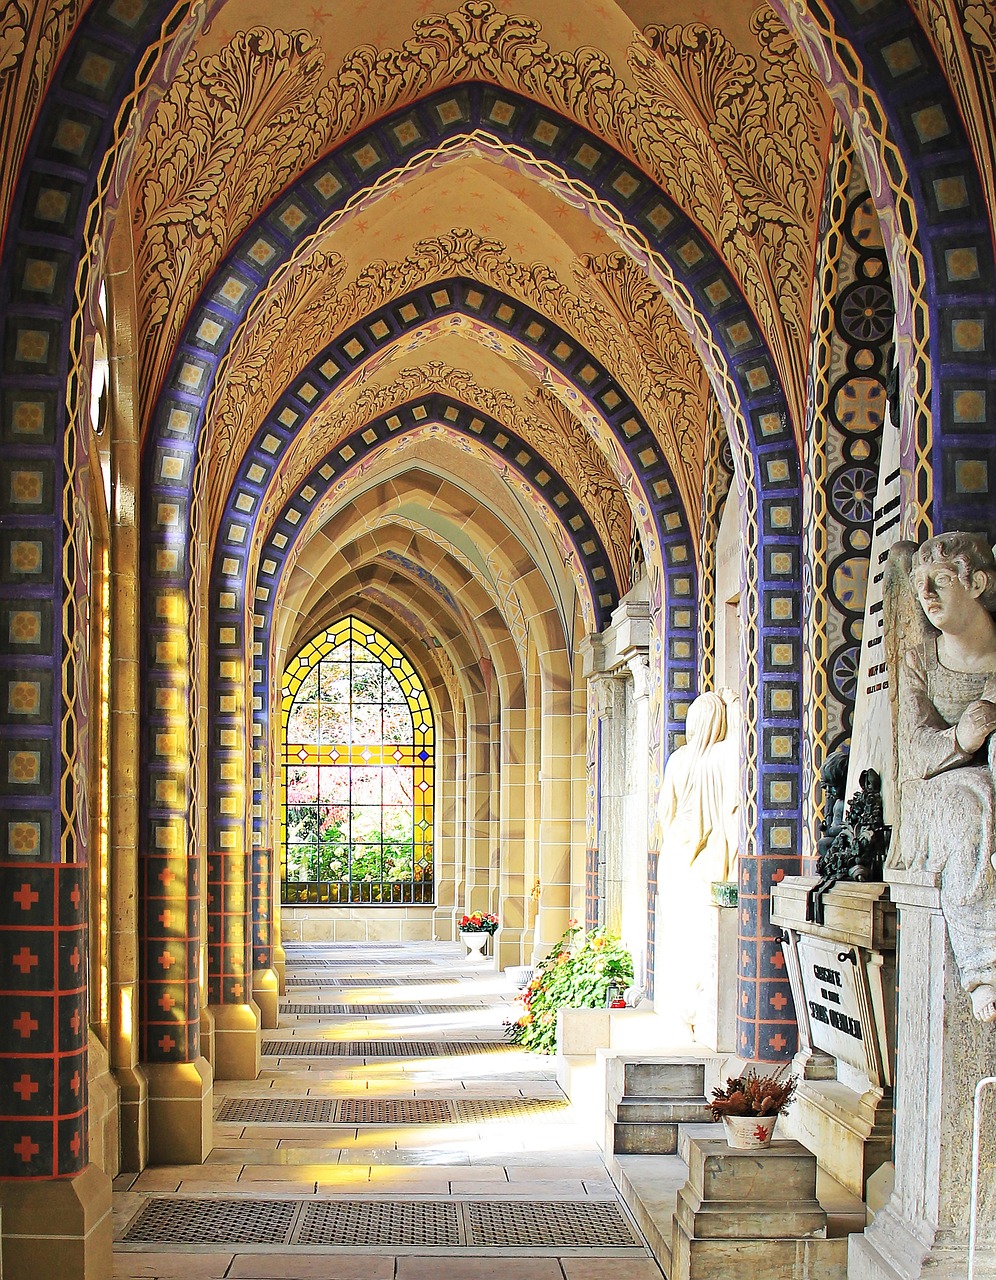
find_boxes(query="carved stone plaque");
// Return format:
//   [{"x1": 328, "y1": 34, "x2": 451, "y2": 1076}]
[{"x1": 796, "y1": 935, "x2": 866, "y2": 1074}]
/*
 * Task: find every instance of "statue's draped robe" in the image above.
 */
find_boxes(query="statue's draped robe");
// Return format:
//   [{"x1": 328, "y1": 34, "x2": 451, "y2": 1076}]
[{"x1": 899, "y1": 635, "x2": 996, "y2": 990}]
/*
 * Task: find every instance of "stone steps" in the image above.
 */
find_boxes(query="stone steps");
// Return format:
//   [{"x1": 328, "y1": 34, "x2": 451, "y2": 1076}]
[{"x1": 605, "y1": 1056, "x2": 714, "y2": 1155}]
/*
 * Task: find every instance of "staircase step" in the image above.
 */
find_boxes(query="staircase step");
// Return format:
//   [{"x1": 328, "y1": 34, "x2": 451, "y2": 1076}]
[
  {"x1": 623, "y1": 1060, "x2": 706, "y2": 1098},
  {"x1": 617, "y1": 1098, "x2": 712, "y2": 1124}
]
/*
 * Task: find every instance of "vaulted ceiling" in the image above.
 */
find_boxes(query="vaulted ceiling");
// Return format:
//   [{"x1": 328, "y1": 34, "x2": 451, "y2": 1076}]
[{"x1": 0, "y1": 0, "x2": 840, "y2": 667}]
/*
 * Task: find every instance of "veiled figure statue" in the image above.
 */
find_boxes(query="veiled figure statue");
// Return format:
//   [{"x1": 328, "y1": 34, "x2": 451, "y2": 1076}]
[
  {"x1": 886, "y1": 531, "x2": 996, "y2": 1023},
  {"x1": 654, "y1": 689, "x2": 741, "y2": 1041},
  {"x1": 657, "y1": 691, "x2": 740, "y2": 885}
]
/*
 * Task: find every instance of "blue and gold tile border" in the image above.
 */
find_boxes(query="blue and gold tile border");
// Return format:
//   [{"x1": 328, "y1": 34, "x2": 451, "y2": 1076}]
[{"x1": 140, "y1": 89, "x2": 801, "y2": 1060}]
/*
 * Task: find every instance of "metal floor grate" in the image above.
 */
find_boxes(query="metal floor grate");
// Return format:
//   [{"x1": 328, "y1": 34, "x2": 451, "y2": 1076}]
[
  {"x1": 336, "y1": 1098, "x2": 454, "y2": 1124},
  {"x1": 215, "y1": 1097, "x2": 335, "y2": 1124},
  {"x1": 464, "y1": 1200, "x2": 639, "y2": 1247},
  {"x1": 122, "y1": 1198, "x2": 297, "y2": 1244},
  {"x1": 455, "y1": 1098, "x2": 570, "y2": 1122},
  {"x1": 297, "y1": 1200, "x2": 462, "y2": 1247},
  {"x1": 213, "y1": 1096, "x2": 570, "y2": 1125},
  {"x1": 284, "y1": 977, "x2": 459, "y2": 988},
  {"x1": 121, "y1": 1198, "x2": 638, "y2": 1249},
  {"x1": 263, "y1": 1039, "x2": 512, "y2": 1057},
  {"x1": 281, "y1": 1003, "x2": 488, "y2": 1015},
  {"x1": 289, "y1": 959, "x2": 438, "y2": 969}
]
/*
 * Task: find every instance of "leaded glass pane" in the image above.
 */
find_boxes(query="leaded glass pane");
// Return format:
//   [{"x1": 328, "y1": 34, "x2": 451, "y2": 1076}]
[{"x1": 280, "y1": 617, "x2": 434, "y2": 905}]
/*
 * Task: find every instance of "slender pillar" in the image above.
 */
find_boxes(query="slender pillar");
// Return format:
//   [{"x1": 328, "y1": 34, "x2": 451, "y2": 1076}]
[
  {"x1": 251, "y1": 846, "x2": 278, "y2": 1028},
  {"x1": 107, "y1": 227, "x2": 149, "y2": 1169},
  {"x1": 0, "y1": 862, "x2": 112, "y2": 1279},
  {"x1": 206, "y1": 848, "x2": 261, "y2": 1080}
]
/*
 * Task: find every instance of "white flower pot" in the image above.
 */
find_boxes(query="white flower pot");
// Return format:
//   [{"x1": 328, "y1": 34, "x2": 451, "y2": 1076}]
[
  {"x1": 460, "y1": 931, "x2": 489, "y2": 960},
  {"x1": 722, "y1": 1113, "x2": 777, "y2": 1149}
]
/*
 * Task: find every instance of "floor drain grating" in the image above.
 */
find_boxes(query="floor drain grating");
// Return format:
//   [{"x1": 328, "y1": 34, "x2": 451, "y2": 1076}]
[
  {"x1": 121, "y1": 1199, "x2": 637, "y2": 1249},
  {"x1": 464, "y1": 1200, "x2": 638, "y2": 1247},
  {"x1": 455, "y1": 1098, "x2": 571, "y2": 1122},
  {"x1": 284, "y1": 977, "x2": 459, "y2": 988},
  {"x1": 281, "y1": 1003, "x2": 488, "y2": 1015},
  {"x1": 263, "y1": 1039, "x2": 513, "y2": 1057},
  {"x1": 215, "y1": 1097, "x2": 335, "y2": 1124},
  {"x1": 122, "y1": 1198, "x2": 298, "y2": 1244},
  {"x1": 213, "y1": 1097, "x2": 569, "y2": 1125},
  {"x1": 337, "y1": 1098, "x2": 454, "y2": 1124},
  {"x1": 289, "y1": 959, "x2": 439, "y2": 969},
  {"x1": 295, "y1": 1200, "x2": 462, "y2": 1247}
]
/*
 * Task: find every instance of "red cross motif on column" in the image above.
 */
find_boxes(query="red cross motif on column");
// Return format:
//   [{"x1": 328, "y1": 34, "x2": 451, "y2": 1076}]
[
  {"x1": 13, "y1": 883, "x2": 39, "y2": 911},
  {"x1": 1, "y1": 863, "x2": 89, "y2": 1178},
  {"x1": 13, "y1": 1136, "x2": 39, "y2": 1163},
  {"x1": 13, "y1": 1075, "x2": 38, "y2": 1101},
  {"x1": 12, "y1": 1011, "x2": 38, "y2": 1038}
]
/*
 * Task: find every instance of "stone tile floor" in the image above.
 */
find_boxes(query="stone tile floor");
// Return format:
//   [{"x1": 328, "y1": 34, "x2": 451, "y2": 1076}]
[{"x1": 113, "y1": 942, "x2": 663, "y2": 1280}]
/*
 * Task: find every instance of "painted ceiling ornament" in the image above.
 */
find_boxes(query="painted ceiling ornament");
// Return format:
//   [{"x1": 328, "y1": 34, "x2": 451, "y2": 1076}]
[
  {"x1": 250, "y1": 352, "x2": 631, "y2": 578},
  {"x1": 133, "y1": 26, "x2": 337, "y2": 399},
  {"x1": 885, "y1": 533, "x2": 996, "y2": 1023},
  {"x1": 205, "y1": 228, "x2": 692, "y2": 568},
  {"x1": 630, "y1": 6, "x2": 827, "y2": 430},
  {"x1": 135, "y1": 3, "x2": 829, "y2": 433},
  {"x1": 578, "y1": 250, "x2": 708, "y2": 503}
]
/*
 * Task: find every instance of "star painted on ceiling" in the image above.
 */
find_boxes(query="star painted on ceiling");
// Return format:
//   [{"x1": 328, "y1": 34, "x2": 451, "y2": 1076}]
[
  {"x1": 562, "y1": 21, "x2": 579, "y2": 39},
  {"x1": 308, "y1": 6, "x2": 331, "y2": 22}
]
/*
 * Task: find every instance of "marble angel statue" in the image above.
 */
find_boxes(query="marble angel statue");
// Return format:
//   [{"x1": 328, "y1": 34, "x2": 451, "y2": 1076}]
[{"x1": 885, "y1": 531, "x2": 996, "y2": 1023}]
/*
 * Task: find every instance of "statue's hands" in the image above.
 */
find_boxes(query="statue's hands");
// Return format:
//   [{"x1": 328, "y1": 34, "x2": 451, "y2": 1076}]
[{"x1": 955, "y1": 699, "x2": 996, "y2": 753}]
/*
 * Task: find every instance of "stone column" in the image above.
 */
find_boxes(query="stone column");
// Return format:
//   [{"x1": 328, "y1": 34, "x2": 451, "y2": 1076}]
[
  {"x1": 107, "y1": 232, "x2": 149, "y2": 1169},
  {"x1": 206, "y1": 848, "x2": 261, "y2": 1080},
  {"x1": 625, "y1": 653, "x2": 652, "y2": 987},
  {"x1": 588, "y1": 669, "x2": 627, "y2": 935},
  {"x1": 0, "y1": 862, "x2": 112, "y2": 1279},
  {"x1": 850, "y1": 870, "x2": 996, "y2": 1280},
  {"x1": 497, "y1": 702, "x2": 528, "y2": 968},
  {"x1": 250, "y1": 846, "x2": 278, "y2": 1028}
]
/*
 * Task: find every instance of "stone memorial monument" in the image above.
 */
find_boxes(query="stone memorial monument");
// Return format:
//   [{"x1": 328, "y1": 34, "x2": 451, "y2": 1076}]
[
  {"x1": 850, "y1": 532, "x2": 996, "y2": 1280},
  {"x1": 654, "y1": 689, "x2": 740, "y2": 1049}
]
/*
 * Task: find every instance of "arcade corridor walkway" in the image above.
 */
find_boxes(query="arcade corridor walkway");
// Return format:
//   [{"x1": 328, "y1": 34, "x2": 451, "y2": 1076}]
[{"x1": 111, "y1": 943, "x2": 662, "y2": 1279}]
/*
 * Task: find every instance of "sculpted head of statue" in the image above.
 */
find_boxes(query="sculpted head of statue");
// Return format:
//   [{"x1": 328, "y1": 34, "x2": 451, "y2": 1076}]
[{"x1": 910, "y1": 531, "x2": 996, "y2": 629}]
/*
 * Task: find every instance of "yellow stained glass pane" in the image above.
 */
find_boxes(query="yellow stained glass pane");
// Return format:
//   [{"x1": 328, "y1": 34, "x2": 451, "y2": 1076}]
[{"x1": 280, "y1": 616, "x2": 434, "y2": 905}]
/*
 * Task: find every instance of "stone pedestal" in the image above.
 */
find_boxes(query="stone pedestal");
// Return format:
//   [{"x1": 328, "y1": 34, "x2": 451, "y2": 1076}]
[
  {"x1": 0, "y1": 1162, "x2": 112, "y2": 1280},
  {"x1": 252, "y1": 967, "x2": 280, "y2": 1029},
  {"x1": 208, "y1": 1001, "x2": 261, "y2": 1080},
  {"x1": 849, "y1": 872, "x2": 996, "y2": 1280},
  {"x1": 771, "y1": 878, "x2": 895, "y2": 1197},
  {"x1": 115, "y1": 1061, "x2": 149, "y2": 1173},
  {"x1": 144, "y1": 1056, "x2": 213, "y2": 1165},
  {"x1": 671, "y1": 1137, "x2": 845, "y2": 1280}
]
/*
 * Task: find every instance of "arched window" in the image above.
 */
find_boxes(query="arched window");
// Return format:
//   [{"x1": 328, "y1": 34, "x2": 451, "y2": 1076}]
[{"x1": 281, "y1": 617, "x2": 434, "y2": 904}]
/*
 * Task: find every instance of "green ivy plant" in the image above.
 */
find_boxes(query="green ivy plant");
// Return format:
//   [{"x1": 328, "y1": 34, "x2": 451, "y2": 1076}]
[{"x1": 504, "y1": 924, "x2": 634, "y2": 1054}]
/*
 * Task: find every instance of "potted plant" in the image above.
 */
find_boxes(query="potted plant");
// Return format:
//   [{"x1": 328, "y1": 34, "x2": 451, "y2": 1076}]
[
  {"x1": 709, "y1": 1068, "x2": 796, "y2": 1149},
  {"x1": 503, "y1": 924, "x2": 634, "y2": 1054},
  {"x1": 458, "y1": 911, "x2": 498, "y2": 959}
]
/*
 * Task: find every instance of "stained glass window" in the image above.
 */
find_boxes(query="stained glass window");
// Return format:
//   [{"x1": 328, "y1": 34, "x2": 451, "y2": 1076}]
[{"x1": 280, "y1": 617, "x2": 434, "y2": 905}]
